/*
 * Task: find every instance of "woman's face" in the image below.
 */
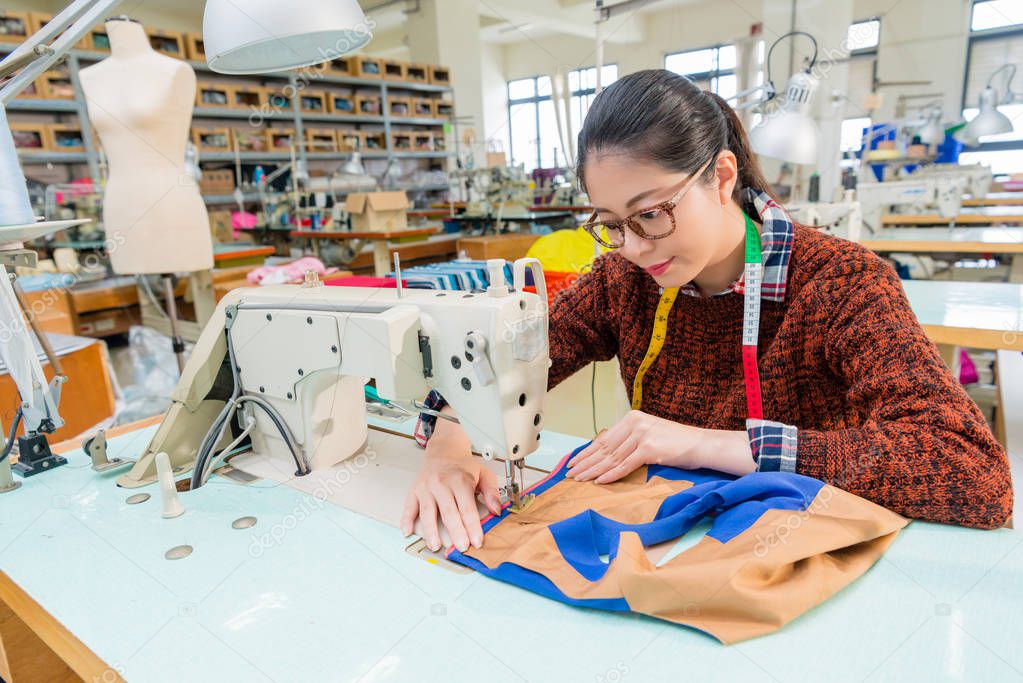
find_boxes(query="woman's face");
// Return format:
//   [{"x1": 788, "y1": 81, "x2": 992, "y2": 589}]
[{"x1": 583, "y1": 151, "x2": 739, "y2": 288}]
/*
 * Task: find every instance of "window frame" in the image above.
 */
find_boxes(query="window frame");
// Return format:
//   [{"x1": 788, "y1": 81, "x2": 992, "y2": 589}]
[
  {"x1": 961, "y1": 1, "x2": 1023, "y2": 158},
  {"x1": 847, "y1": 17, "x2": 881, "y2": 56},
  {"x1": 663, "y1": 43, "x2": 736, "y2": 97},
  {"x1": 506, "y1": 65, "x2": 618, "y2": 171}
]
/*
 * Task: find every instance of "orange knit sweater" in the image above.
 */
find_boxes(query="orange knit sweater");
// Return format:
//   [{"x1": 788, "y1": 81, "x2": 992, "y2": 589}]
[{"x1": 548, "y1": 226, "x2": 1012, "y2": 529}]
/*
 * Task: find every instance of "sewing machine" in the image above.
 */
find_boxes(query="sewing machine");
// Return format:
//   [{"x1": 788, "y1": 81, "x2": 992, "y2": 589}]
[
  {"x1": 856, "y1": 163, "x2": 994, "y2": 232},
  {"x1": 117, "y1": 258, "x2": 551, "y2": 510},
  {"x1": 907, "y1": 163, "x2": 993, "y2": 200},
  {"x1": 856, "y1": 175, "x2": 966, "y2": 232},
  {"x1": 786, "y1": 197, "x2": 864, "y2": 241}
]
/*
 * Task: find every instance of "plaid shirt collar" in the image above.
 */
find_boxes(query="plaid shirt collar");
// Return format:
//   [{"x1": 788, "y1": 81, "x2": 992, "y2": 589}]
[{"x1": 678, "y1": 188, "x2": 793, "y2": 303}]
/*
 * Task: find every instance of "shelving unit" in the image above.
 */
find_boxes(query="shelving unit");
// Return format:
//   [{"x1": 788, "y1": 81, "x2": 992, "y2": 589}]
[{"x1": 1, "y1": 39, "x2": 455, "y2": 208}]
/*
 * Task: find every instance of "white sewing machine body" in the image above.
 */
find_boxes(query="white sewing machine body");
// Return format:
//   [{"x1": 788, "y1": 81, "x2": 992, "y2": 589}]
[
  {"x1": 786, "y1": 198, "x2": 863, "y2": 241},
  {"x1": 119, "y1": 260, "x2": 551, "y2": 493},
  {"x1": 857, "y1": 176, "x2": 965, "y2": 231},
  {"x1": 856, "y1": 163, "x2": 993, "y2": 231}
]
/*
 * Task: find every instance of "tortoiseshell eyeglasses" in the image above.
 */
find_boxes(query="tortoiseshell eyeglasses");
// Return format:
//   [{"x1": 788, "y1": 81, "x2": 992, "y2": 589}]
[{"x1": 580, "y1": 157, "x2": 715, "y2": 249}]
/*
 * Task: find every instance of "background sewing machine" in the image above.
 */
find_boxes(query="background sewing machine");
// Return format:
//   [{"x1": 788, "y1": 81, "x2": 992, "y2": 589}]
[
  {"x1": 118, "y1": 258, "x2": 551, "y2": 511},
  {"x1": 856, "y1": 163, "x2": 994, "y2": 232},
  {"x1": 787, "y1": 196, "x2": 864, "y2": 241}
]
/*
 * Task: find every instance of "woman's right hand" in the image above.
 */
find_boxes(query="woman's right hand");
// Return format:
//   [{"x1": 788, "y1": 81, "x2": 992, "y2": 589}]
[{"x1": 400, "y1": 414, "x2": 503, "y2": 553}]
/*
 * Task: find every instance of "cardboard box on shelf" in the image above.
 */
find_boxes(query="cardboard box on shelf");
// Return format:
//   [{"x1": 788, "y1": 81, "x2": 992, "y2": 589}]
[
  {"x1": 362, "y1": 131, "x2": 386, "y2": 151},
  {"x1": 196, "y1": 81, "x2": 232, "y2": 108},
  {"x1": 388, "y1": 95, "x2": 412, "y2": 117},
  {"x1": 338, "y1": 130, "x2": 362, "y2": 152},
  {"x1": 192, "y1": 127, "x2": 232, "y2": 153},
  {"x1": 146, "y1": 28, "x2": 185, "y2": 59},
  {"x1": 382, "y1": 59, "x2": 407, "y2": 81},
  {"x1": 41, "y1": 70, "x2": 74, "y2": 99},
  {"x1": 199, "y1": 169, "x2": 235, "y2": 195},
  {"x1": 412, "y1": 97, "x2": 436, "y2": 118},
  {"x1": 434, "y1": 101, "x2": 454, "y2": 118},
  {"x1": 355, "y1": 94, "x2": 382, "y2": 116},
  {"x1": 428, "y1": 66, "x2": 450, "y2": 86},
  {"x1": 392, "y1": 132, "x2": 413, "y2": 151},
  {"x1": 329, "y1": 56, "x2": 354, "y2": 77},
  {"x1": 405, "y1": 63, "x2": 429, "y2": 83},
  {"x1": 266, "y1": 89, "x2": 290, "y2": 109},
  {"x1": 299, "y1": 90, "x2": 328, "y2": 114},
  {"x1": 305, "y1": 128, "x2": 338, "y2": 152},
  {"x1": 185, "y1": 32, "x2": 205, "y2": 61},
  {"x1": 329, "y1": 92, "x2": 356, "y2": 115},
  {"x1": 87, "y1": 26, "x2": 110, "y2": 52},
  {"x1": 208, "y1": 210, "x2": 235, "y2": 242},
  {"x1": 412, "y1": 132, "x2": 433, "y2": 151},
  {"x1": 267, "y1": 128, "x2": 296, "y2": 150},
  {"x1": 47, "y1": 124, "x2": 85, "y2": 153},
  {"x1": 10, "y1": 123, "x2": 49, "y2": 151},
  {"x1": 232, "y1": 85, "x2": 266, "y2": 110},
  {"x1": 233, "y1": 128, "x2": 269, "y2": 153},
  {"x1": 15, "y1": 78, "x2": 48, "y2": 100},
  {"x1": 0, "y1": 11, "x2": 31, "y2": 43},
  {"x1": 346, "y1": 191, "x2": 410, "y2": 232},
  {"x1": 353, "y1": 56, "x2": 383, "y2": 79}
]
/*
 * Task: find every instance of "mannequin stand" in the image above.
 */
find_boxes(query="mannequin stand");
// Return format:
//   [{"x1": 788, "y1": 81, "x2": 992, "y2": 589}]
[
  {"x1": 162, "y1": 274, "x2": 186, "y2": 372},
  {"x1": 137, "y1": 270, "x2": 215, "y2": 354}
]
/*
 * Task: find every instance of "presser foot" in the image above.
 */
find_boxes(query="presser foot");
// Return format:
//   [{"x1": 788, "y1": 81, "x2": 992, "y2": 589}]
[{"x1": 507, "y1": 493, "x2": 536, "y2": 514}]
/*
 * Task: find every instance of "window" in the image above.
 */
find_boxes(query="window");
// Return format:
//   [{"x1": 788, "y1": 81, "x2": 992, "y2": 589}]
[
  {"x1": 846, "y1": 19, "x2": 880, "y2": 53},
  {"x1": 971, "y1": 0, "x2": 1023, "y2": 32},
  {"x1": 506, "y1": 65, "x2": 618, "y2": 172},
  {"x1": 961, "y1": 2, "x2": 1023, "y2": 171},
  {"x1": 842, "y1": 19, "x2": 880, "y2": 119},
  {"x1": 664, "y1": 44, "x2": 737, "y2": 99}
]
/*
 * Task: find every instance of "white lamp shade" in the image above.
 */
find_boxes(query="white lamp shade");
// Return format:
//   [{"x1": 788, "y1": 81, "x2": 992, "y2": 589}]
[
  {"x1": 749, "y1": 71, "x2": 820, "y2": 165},
  {"x1": 957, "y1": 87, "x2": 1013, "y2": 144},
  {"x1": 341, "y1": 152, "x2": 366, "y2": 176},
  {"x1": 917, "y1": 107, "x2": 945, "y2": 145},
  {"x1": 203, "y1": 0, "x2": 372, "y2": 74}
]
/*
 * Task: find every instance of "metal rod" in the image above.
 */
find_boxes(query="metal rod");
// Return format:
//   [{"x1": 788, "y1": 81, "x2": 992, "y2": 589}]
[
  {"x1": 10, "y1": 278, "x2": 64, "y2": 377},
  {"x1": 162, "y1": 275, "x2": 185, "y2": 373}
]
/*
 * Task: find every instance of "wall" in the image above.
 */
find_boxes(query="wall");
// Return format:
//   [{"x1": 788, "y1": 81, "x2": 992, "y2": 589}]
[
  {"x1": 497, "y1": 0, "x2": 972, "y2": 121},
  {"x1": 501, "y1": 0, "x2": 761, "y2": 82},
  {"x1": 857, "y1": 0, "x2": 972, "y2": 122}
]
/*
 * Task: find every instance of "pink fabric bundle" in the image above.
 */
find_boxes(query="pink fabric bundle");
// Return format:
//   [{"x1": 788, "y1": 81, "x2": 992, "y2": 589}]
[{"x1": 246, "y1": 257, "x2": 328, "y2": 285}]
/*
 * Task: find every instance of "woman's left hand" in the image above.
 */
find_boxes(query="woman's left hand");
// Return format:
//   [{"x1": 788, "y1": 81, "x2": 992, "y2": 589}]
[{"x1": 565, "y1": 410, "x2": 755, "y2": 483}]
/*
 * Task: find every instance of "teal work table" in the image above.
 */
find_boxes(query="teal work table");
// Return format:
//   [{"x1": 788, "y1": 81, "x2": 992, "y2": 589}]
[{"x1": 1, "y1": 418, "x2": 1021, "y2": 683}]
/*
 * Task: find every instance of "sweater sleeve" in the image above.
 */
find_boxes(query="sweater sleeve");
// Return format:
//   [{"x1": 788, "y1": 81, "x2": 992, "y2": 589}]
[
  {"x1": 546, "y1": 254, "x2": 620, "y2": 391},
  {"x1": 794, "y1": 257, "x2": 1012, "y2": 529}
]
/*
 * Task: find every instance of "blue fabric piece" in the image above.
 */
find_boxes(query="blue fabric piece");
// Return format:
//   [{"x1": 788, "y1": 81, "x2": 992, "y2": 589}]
[{"x1": 448, "y1": 442, "x2": 827, "y2": 611}]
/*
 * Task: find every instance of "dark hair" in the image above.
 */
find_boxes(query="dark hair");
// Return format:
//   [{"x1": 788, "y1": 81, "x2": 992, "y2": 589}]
[{"x1": 577, "y1": 69, "x2": 774, "y2": 203}]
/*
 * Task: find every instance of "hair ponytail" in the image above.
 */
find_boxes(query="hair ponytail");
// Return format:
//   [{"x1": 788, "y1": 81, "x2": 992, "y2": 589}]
[
  {"x1": 702, "y1": 91, "x2": 777, "y2": 203},
  {"x1": 577, "y1": 69, "x2": 777, "y2": 204}
]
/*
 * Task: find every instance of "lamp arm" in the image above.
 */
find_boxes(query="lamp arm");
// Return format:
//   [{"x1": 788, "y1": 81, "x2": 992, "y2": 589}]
[
  {"x1": 765, "y1": 30, "x2": 818, "y2": 92},
  {"x1": 985, "y1": 64, "x2": 1017, "y2": 103},
  {"x1": 0, "y1": 0, "x2": 124, "y2": 104},
  {"x1": 727, "y1": 82, "x2": 777, "y2": 110}
]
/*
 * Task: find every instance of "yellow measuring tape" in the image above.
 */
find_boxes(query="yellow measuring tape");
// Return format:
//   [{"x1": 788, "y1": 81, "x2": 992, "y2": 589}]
[{"x1": 631, "y1": 287, "x2": 679, "y2": 410}]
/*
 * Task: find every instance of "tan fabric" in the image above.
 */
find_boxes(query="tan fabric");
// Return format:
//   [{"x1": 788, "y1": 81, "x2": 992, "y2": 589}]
[{"x1": 464, "y1": 467, "x2": 907, "y2": 644}]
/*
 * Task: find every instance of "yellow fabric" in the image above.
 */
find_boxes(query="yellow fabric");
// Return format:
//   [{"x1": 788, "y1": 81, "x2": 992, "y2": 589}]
[{"x1": 526, "y1": 227, "x2": 605, "y2": 273}]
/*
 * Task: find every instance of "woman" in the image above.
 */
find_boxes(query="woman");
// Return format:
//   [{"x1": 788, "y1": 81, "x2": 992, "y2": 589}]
[{"x1": 401, "y1": 69, "x2": 1012, "y2": 553}]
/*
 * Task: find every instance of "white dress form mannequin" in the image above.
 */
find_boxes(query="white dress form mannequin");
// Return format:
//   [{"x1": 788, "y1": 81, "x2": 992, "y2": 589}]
[{"x1": 79, "y1": 18, "x2": 213, "y2": 275}]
